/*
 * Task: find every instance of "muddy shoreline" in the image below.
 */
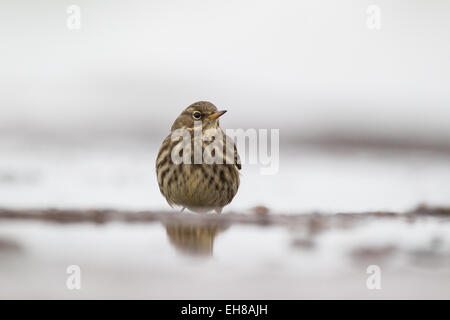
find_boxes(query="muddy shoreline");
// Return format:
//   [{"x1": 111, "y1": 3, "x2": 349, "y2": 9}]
[{"x1": 0, "y1": 205, "x2": 448, "y2": 226}]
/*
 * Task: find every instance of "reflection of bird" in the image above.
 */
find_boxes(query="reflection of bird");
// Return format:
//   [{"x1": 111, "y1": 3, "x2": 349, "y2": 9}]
[
  {"x1": 165, "y1": 221, "x2": 228, "y2": 256},
  {"x1": 156, "y1": 101, "x2": 241, "y2": 213}
]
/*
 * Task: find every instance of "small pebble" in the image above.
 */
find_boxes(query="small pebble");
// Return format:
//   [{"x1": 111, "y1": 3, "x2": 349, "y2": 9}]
[{"x1": 251, "y1": 206, "x2": 270, "y2": 216}]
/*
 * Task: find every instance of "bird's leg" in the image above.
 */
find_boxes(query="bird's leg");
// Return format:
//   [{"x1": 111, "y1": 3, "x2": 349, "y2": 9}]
[
  {"x1": 214, "y1": 207, "x2": 223, "y2": 214},
  {"x1": 180, "y1": 207, "x2": 186, "y2": 213}
]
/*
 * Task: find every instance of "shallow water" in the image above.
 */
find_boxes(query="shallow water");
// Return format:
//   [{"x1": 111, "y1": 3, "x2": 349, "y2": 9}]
[{"x1": 0, "y1": 213, "x2": 449, "y2": 299}]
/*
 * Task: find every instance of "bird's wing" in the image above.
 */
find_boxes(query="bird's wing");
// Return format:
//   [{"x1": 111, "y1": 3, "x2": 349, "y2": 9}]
[
  {"x1": 223, "y1": 131, "x2": 241, "y2": 170},
  {"x1": 234, "y1": 142, "x2": 241, "y2": 170}
]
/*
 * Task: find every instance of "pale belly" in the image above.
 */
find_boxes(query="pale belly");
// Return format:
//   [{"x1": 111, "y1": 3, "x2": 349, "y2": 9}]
[{"x1": 163, "y1": 163, "x2": 239, "y2": 211}]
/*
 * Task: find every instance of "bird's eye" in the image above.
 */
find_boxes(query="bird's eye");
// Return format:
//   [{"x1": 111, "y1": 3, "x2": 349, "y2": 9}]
[{"x1": 192, "y1": 111, "x2": 202, "y2": 120}]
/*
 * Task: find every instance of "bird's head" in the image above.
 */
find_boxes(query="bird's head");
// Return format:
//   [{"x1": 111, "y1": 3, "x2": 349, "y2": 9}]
[{"x1": 171, "y1": 101, "x2": 227, "y2": 132}]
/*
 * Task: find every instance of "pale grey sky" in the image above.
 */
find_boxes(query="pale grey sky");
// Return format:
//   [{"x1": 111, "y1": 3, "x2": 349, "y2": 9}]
[{"x1": 1, "y1": 0, "x2": 449, "y2": 143}]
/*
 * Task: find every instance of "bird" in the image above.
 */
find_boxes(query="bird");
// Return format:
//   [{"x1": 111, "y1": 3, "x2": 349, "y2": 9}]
[{"x1": 156, "y1": 101, "x2": 241, "y2": 214}]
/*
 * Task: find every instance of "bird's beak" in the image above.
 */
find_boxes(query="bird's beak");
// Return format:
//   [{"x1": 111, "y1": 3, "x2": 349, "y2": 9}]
[{"x1": 208, "y1": 110, "x2": 227, "y2": 120}]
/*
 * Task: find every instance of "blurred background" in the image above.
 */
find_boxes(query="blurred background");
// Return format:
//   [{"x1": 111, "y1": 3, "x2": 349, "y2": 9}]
[
  {"x1": 1, "y1": 0, "x2": 450, "y2": 213},
  {"x1": 1, "y1": 0, "x2": 450, "y2": 300}
]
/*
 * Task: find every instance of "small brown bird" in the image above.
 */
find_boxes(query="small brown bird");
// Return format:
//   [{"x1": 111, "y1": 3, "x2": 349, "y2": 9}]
[{"x1": 156, "y1": 101, "x2": 241, "y2": 213}]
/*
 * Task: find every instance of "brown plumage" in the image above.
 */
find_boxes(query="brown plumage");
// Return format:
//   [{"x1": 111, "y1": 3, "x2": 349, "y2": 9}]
[{"x1": 156, "y1": 101, "x2": 241, "y2": 213}]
